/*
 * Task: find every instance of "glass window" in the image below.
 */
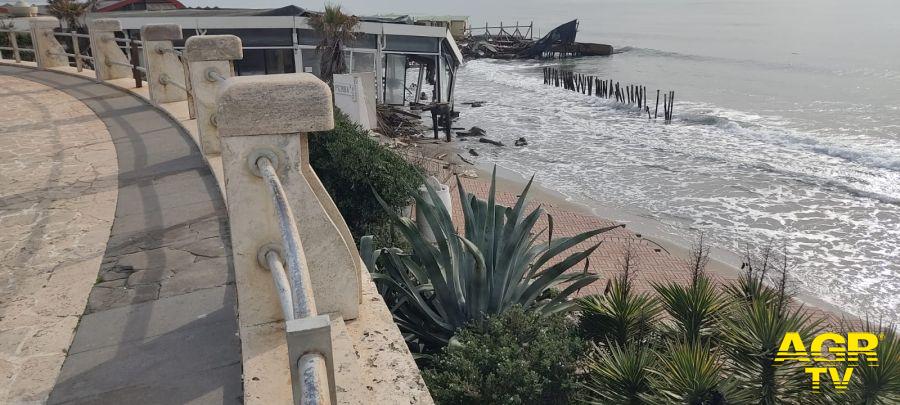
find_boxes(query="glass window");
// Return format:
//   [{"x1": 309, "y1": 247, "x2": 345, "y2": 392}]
[
  {"x1": 235, "y1": 49, "x2": 295, "y2": 76},
  {"x1": 384, "y1": 54, "x2": 406, "y2": 105},
  {"x1": 352, "y1": 52, "x2": 375, "y2": 73},
  {"x1": 199, "y1": 28, "x2": 293, "y2": 47},
  {"x1": 300, "y1": 48, "x2": 321, "y2": 76},
  {"x1": 384, "y1": 35, "x2": 439, "y2": 53},
  {"x1": 235, "y1": 49, "x2": 266, "y2": 76}
]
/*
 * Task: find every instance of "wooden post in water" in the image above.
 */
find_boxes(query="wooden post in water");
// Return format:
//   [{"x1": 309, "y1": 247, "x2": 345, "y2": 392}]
[{"x1": 654, "y1": 90, "x2": 660, "y2": 119}]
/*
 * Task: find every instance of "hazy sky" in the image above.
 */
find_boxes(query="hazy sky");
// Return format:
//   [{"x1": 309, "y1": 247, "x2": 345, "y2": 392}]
[{"x1": 180, "y1": 0, "x2": 561, "y2": 29}]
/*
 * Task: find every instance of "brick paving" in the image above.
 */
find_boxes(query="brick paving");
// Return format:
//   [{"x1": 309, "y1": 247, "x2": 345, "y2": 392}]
[{"x1": 448, "y1": 176, "x2": 729, "y2": 298}]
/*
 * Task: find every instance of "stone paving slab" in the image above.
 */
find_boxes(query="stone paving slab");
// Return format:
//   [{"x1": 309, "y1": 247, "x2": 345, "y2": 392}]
[
  {"x1": 0, "y1": 74, "x2": 119, "y2": 403},
  {"x1": 0, "y1": 65, "x2": 242, "y2": 404}
]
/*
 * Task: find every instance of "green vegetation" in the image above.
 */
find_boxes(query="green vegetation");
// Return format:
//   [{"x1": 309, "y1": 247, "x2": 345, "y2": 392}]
[
  {"x1": 362, "y1": 164, "x2": 898, "y2": 403},
  {"x1": 423, "y1": 306, "x2": 583, "y2": 404},
  {"x1": 309, "y1": 111, "x2": 421, "y2": 247},
  {"x1": 361, "y1": 168, "x2": 619, "y2": 353}
]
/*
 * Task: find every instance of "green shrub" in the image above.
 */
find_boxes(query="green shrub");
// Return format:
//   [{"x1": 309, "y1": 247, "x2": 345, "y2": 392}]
[
  {"x1": 423, "y1": 306, "x2": 584, "y2": 405},
  {"x1": 361, "y1": 169, "x2": 618, "y2": 353},
  {"x1": 309, "y1": 111, "x2": 421, "y2": 247}
]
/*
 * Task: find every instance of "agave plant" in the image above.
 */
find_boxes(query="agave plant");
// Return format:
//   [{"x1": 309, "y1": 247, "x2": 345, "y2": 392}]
[
  {"x1": 580, "y1": 342, "x2": 656, "y2": 404},
  {"x1": 361, "y1": 168, "x2": 620, "y2": 352},
  {"x1": 579, "y1": 273, "x2": 661, "y2": 348},
  {"x1": 842, "y1": 320, "x2": 900, "y2": 404},
  {"x1": 721, "y1": 298, "x2": 822, "y2": 404},
  {"x1": 654, "y1": 275, "x2": 728, "y2": 346},
  {"x1": 646, "y1": 342, "x2": 752, "y2": 404}
]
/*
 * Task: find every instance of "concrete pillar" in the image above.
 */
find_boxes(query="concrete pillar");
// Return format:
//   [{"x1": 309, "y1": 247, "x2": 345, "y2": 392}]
[
  {"x1": 216, "y1": 73, "x2": 361, "y2": 325},
  {"x1": 140, "y1": 24, "x2": 187, "y2": 104},
  {"x1": 184, "y1": 35, "x2": 243, "y2": 155},
  {"x1": 27, "y1": 17, "x2": 68, "y2": 68},
  {"x1": 88, "y1": 19, "x2": 131, "y2": 81},
  {"x1": 88, "y1": 18, "x2": 132, "y2": 80}
]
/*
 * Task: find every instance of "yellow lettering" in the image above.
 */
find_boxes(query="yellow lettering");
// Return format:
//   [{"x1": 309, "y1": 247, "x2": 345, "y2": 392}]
[
  {"x1": 847, "y1": 332, "x2": 879, "y2": 364},
  {"x1": 812, "y1": 332, "x2": 846, "y2": 362},
  {"x1": 777, "y1": 332, "x2": 810, "y2": 362},
  {"x1": 828, "y1": 367, "x2": 853, "y2": 390}
]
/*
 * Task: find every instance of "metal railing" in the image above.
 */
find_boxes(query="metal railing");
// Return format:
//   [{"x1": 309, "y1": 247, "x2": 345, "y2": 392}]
[
  {"x1": 51, "y1": 31, "x2": 93, "y2": 72},
  {"x1": 254, "y1": 154, "x2": 331, "y2": 405},
  {"x1": 0, "y1": 29, "x2": 34, "y2": 63},
  {"x1": 3, "y1": 20, "x2": 336, "y2": 403}
]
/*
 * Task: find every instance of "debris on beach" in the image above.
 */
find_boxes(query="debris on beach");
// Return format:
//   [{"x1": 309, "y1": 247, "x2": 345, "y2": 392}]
[
  {"x1": 457, "y1": 153, "x2": 475, "y2": 165},
  {"x1": 514, "y1": 137, "x2": 528, "y2": 146},
  {"x1": 479, "y1": 137, "x2": 504, "y2": 147},
  {"x1": 460, "y1": 169, "x2": 479, "y2": 178},
  {"x1": 376, "y1": 104, "x2": 426, "y2": 138},
  {"x1": 462, "y1": 101, "x2": 486, "y2": 107},
  {"x1": 456, "y1": 126, "x2": 487, "y2": 137},
  {"x1": 468, "y1": 148, "x2": 480, "y2": 156}
]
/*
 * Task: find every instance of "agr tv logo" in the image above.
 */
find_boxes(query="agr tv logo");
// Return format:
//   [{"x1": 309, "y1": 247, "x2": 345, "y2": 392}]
[{"x1": 775, "y1": 332, "x2": 879, "y2": 392}]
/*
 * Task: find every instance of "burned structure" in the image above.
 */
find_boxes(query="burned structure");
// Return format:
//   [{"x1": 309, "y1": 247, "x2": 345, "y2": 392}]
[{"x1": 461, "y1": 19, "x2": 612, "y2": 59}]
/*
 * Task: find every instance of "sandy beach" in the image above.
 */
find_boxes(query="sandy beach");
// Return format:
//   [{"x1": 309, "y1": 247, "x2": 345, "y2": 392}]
[{"x1": 401, "y1": 136, "x2": 852, "y2": 319}]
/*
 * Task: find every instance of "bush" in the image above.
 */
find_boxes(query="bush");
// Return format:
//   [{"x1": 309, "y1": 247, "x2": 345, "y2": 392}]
[
  {"x1": 423, "y1": 306, "x2": 584, "y2": 405},
  {"x1": 309, "y1": 111, "x2": 421, "y2": 247}
]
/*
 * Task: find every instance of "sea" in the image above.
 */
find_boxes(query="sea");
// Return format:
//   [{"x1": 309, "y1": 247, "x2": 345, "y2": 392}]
[{"x1": 450, "y1": 0, "x2": 900, "y2": 320}]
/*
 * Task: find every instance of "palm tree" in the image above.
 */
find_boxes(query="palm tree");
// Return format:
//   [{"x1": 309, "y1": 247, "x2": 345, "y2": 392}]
[
  {"x1": 46, "y1": 0, "x2": 90, "y2": 29},
  {"x1": 307, "y1": 4, "x2": 359, "y2": 86}
]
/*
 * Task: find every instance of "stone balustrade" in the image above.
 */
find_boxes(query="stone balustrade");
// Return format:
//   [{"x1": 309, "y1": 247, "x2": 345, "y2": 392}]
[
  {"x1": 0, "y1": 16, "x2": 432, "y2": 405},
  {"x1": 184, "y1": 35, "x2": 242, "y2": 155},
  {"x1": 88, "y1": 18, "x2": 132, "y2": 81}
]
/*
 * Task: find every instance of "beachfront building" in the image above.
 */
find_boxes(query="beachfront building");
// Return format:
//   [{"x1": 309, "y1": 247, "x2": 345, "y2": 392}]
[{"x1": 92, "y1": 6, "x2": 463, "y2": 107}]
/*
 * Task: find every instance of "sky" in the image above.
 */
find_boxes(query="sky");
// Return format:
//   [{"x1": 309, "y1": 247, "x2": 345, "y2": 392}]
[{"x1": 179, "y1": 0, "x2": 563, "y2": 31}]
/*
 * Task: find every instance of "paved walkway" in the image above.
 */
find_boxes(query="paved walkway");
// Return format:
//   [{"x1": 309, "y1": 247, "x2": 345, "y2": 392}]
[
  {"x1": 0, "y1": 66, "x2": 242, "y2": 404},
  {"x1": 0, "y1": 73, "x2": 119, "y2": 403}
]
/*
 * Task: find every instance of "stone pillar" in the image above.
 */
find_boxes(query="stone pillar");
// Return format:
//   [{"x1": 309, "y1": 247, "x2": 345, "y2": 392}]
[
  {"x1": 27, "y1": 17, "x2": 68, "y2": 68},
  {"x1": 88, "y1": 19, "x2": 131, "y2": 81},
  {"x1": 140, "y1": 24, "x2": 187, "y2": 104},
  {"x1": 184, "y1": 35, "x2": 243, "y2": 156},
  {"x1": 217, "y1": 73, "x2": 361, "y2": 324}
]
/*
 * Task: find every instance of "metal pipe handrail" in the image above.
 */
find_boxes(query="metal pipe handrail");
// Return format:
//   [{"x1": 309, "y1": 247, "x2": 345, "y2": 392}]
[
  {"x1": 256, "y1": 155, "x2": 317, "y2": 319},
  {"x1": 158, "y1": 47, "x2": 182, "y2": 56},
  {"x1": 106, "y1": 59, "x2": 133, "y2": 68},
  {"x1": 206, "y1": 69, "x2": 226, "y2": 83},
  {"x1": 158, "y1": 73, "x2": 188, "y2": 92},
  {"x1": 256, "y1": 155, "x2": 331, "y2": 405},
  {"x1": 265, "y1": 249, "x2": 296, "y2": 321}
]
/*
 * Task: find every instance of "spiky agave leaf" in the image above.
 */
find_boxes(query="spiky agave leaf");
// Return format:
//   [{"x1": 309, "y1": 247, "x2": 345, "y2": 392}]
[
  {"x1": 720, "y1": 297, "x2": 822, "y2": 404},
  {"x1": 362, "y1": 167, "x2": 616, "y2": 352},
  {"x1": 653, "y1": 275, "x2": 728, "y2": 346},
  {"x1": 645, "y1": 341, "x2": 753, "y2": 404},
  {"x1": 842, "y1": 320, "x2": 900, "y2": 404},
  {"x1": 580, "y1": 341, "x2": 655, "y2": 404},
  {"x1": 579, "y1": 275, "x2": 662, "y2": 348}
]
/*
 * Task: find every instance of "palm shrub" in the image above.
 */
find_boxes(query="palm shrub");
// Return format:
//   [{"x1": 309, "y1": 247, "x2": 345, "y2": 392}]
[
  {"x1": 422, "y1": 306, "x2": 584, "y2": 404},
  {"x1": 646, "y1": 342, "x2": 752, "y2": 404},
  {"x1": 842, "y1": 320, "x2": 900, "y2": 404},
  {"x1": 308, "y1": 4, "x2": 359, "y2": 86},
  {"x1": 654, "y1": 275, "x2": 728, "y2": 346},
  {"x1": 719, "y1": 261, "x2": 823, "y2": 404},
  {"x1": 579, "y1": 246, "x2": 661, "y2": 347},
  {"x1": 580, "y1": 342, "x2": 655, "y2": 404},
  {"x1": 361, "y1": 168, "x2": 620, "y2": 353}
]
